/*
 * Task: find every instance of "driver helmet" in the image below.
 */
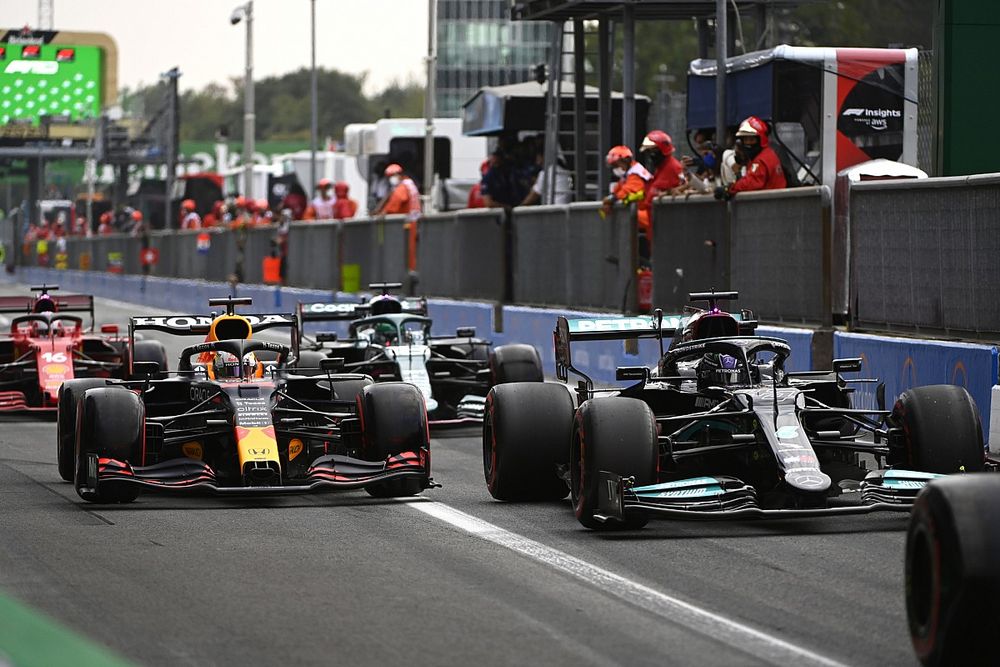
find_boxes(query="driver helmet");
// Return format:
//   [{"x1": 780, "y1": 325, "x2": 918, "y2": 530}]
[
  {"x1": 33, "y1": 294, "x2": 56, "y2": 313},
  {"x1": 696, "y1": 353, "x2": 741, "y2": 389},
  {"x1": 373, "y1": 322, "x2": 397, "y2": 346}
]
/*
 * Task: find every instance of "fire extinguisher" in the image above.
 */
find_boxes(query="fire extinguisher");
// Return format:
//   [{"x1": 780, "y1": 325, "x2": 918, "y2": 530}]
[{"x1": 636, "y1": 267, "x2": 653, "y2": 314}]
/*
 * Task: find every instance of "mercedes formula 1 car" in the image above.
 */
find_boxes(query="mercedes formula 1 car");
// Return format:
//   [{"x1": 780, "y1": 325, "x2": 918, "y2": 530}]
[
  {"x1": 0, "y1": 285, "x2": 166, "y2": 412},
  {"x1": 58, "y1": 296, "x2": 432, "y2": 503},
  {"x1": 296, "y1": 283, "x2": 543, "y2": 424},
  {"x1": 483, "y1": 291, "x2": 994, "y2": 529}
]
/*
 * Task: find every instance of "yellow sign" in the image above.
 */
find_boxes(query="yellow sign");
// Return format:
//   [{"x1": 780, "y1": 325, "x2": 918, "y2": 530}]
[
  {"x1": 79, "y1": 252, "x2": 92, "y2": 270},
  {"x1": 54, "y1": 252, "x2": 69, "y2": 270},
  {"x1": 181, "y1": 442, "x2": 204, "y2": 460},
  {"x1": 341, "y1": 263, "x2": 361, "y2": 292}
]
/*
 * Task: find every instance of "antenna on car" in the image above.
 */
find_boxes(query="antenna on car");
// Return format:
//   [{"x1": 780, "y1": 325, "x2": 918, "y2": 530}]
[
  {"x1": 208, "y1": 296, "x2": 253, "y2": 316},
  {"x1": 654, "y1": 308, "x2": 665, "y2": 358}
]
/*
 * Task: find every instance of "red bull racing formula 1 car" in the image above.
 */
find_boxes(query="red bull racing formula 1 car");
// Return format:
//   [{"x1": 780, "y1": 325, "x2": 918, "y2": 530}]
[
  {"x1": 58, "y1": 296, "x2": 432, "y2": 503},
  {"x1": 483, "y1": 292, "x2": 993, "y2": 529},
  {"x1": 0, "y1": 285, "x2": 163, "y2": 412}
]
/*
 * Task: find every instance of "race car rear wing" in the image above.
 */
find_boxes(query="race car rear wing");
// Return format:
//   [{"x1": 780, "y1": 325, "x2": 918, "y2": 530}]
[
  {"x1": 554, "y1": 310, "x2": 751, "y2": 384},
  {"x1": 298, "y1": 302, "x2": 369, "y2": 323},
  {"x1": 297, "y1": 297, "x2": 428, "y2": 326},
  {"x1": 128, "y1": 312, "x2": 299, "y2": 376},
  {"x1": 554, "y1": 312, "x2": 689, "y2": 383},
  {"x1": 0, "y1": 293, "x2": 95, "y2": 329}
]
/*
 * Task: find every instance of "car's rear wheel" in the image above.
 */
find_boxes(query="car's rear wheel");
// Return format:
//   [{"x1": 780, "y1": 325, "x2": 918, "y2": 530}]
[
  {"x1": 483, "y1": 382, "x2": 572, "y2": 501},
  {"x1": 358, "y1": 382, "x2": 429, "y2": 498},
  {"x1": 57, "y1": 379, "x2": 114, "y2": 482},
  {"x1": 571, "y1": 397, "x2": 657, "y2": 530},
  {"x1": 74, "y1": 388, "x2": 145, "y2": 503},
  {"x1": 906, "y1": 475, "x2": 1000, "y2": 666},
  {"x1": 490, "y1": 344, "x2": 543, "y2": 384},
  {"x1": 291, "y1": 350, "x2": 328, "y2": 375},
  {"x1": 890, "y1": 385, "x2": 984, "y2": 473},
  {"x1": 330, "y1": 376, "x2": 373, "y2": 402},
  {"x1": 131, "y1": 340, "x2": 169, "y2": 379}
]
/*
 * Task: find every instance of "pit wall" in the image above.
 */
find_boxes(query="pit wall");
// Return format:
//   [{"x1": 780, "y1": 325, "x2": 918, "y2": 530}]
[{"x1": 10, "y1": 267, "x2": 997, "y2": 441}]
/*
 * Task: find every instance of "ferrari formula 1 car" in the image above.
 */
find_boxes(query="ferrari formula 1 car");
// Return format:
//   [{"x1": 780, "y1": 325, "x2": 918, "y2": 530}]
[
  {"x1": 0, "y1": 285, "x2": 167, "y2": 412},
  {"x1": 483, "y1": 291, "x2": 994, "y2": 529},
  {"x1": 296, "y1": 283, "x2": 543, "y2": 424},
  {"x1": 58, "y1": 296, "x2": 432, "y2": 503}
]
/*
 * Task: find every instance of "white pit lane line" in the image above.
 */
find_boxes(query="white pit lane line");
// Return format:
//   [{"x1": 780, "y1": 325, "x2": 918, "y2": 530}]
[{"x1": 404, "y1": 499, "x2": 848, "y2": 667}]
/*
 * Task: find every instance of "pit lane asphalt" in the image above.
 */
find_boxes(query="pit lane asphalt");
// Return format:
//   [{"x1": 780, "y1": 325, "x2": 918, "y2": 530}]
[{"x1": 0, "y1": 287, "x2": 918, "y2": 666}]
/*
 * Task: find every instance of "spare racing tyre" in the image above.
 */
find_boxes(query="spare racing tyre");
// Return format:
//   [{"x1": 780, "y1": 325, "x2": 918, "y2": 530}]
[
  {"x1": 571, "y1": 397, "x2": 657, "y2": 530},
  {"x1": 490, "y1": 344, "x2": 543, "y2": 384},
  {"x1": 358, "y1": 382, "x2": 429, "y2": 498},
  {"x1": 483, "y1": 382, "x2": 573, "y2": 501},
  {"x1": 131, "y1": 340, "x2": 169, "y2": 379},
  {"x1": 906, "y1": 475, "x2": 1000, "y2": 666},
  {"x1": 890, "y1": 385, "x2": 984, "y2": 473},
  {"x1": 74, "y1": 387, "x2": 145, "y2": 503},
  {"x1": 57, "y1": 378, "x2": 116, "y2": 482}
]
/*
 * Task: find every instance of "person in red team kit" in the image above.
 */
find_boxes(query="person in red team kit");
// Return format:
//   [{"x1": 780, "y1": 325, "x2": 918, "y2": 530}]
[
  {"x1": 719, "y1": 116, "x2": 787, "y2": 197},
  {"x1": 640, "y1": 130, "x2": 686, "y2": 203}
]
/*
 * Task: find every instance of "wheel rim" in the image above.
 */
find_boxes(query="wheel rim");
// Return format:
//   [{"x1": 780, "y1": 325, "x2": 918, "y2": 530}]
[
  {"x1": 571, "y1": 430, "x2": 586, "y2": 516},
  {"x1": 483, "y1": 412, "x2": 496, "y2": 485},
  {"x1": 908, "y1": 522, "x2": 939, "y2": 641}
]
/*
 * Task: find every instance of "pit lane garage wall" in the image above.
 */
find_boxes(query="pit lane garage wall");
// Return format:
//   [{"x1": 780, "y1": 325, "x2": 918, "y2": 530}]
[
  {"x1": 835, "y1": 331, "x2": 999, "y2": 443},
  {"x1": 9, "y1": 267, "x2": 996, "y2": 440}
]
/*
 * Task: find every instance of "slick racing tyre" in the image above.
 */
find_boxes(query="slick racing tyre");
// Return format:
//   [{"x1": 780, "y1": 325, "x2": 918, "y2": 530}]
[
  {"x1": 489, "y1": 344, "x2": 543, "y2": 385},
  {"x1": 291, "y1": 350, "x2": 328, "y2": 376},
  {"x1": 359, "y1": 382, "x2": 429, "y2": 498},
  {"x1": 890, "y1": 385, "x2": 984, "y2": 473},
  {"x1": 131, "y1": 340, "x2": 169, "y2": 379},
  {"x1": 571, "y1": 397, "x2": 657, "y2": 530},
  {"x1": 483, "y1": 382, "x2": 573, "y2": 502},
  {"x1": 57, "y1": 379, "x2": 115, "y2": 482},
  {"x1": 906, "y1": 475, "x2": 1000, "y2": 666},
  {"x1": 329, "y1": 376, "x2": 373, "y2": 402},
  {"x1": 74, "y1": 387, "x2": 145, "y2": 503}
]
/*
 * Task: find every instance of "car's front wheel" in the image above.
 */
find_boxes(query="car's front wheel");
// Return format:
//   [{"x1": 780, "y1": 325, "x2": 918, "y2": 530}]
[
  {"x1": 74, "y1": 387, "x2": 145, "y2": 503},
  {"x1": 571, "y1": 397, "x2": 657, "y2": 530}
]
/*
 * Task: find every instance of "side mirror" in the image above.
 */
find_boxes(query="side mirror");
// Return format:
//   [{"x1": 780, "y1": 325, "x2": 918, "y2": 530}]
[
  {"x1": 833, "y1": 358, "x2": 863, "y2": 374},
  {"x1": 132, "y1": 361, "x2": 160, "y2": 378},
  {"x1": 615, "y1": 366, "x2": 649, "y2": 382},
  {"x1": 100, "y1": 323, "x2": 119, "y2": 334},
  {"x1": 316, "y1": 331, "x2": 338, "y2": 342},
  {"x1": 320, "y1": 357, "x2": 344, "y2": 373},
  {"x1": 456, "y1": 326, "x2": 476, "y2": 338}
]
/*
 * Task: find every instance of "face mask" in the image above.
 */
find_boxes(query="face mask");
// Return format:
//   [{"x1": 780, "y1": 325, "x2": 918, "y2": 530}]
[
  {"x1": 612, "y1": 167, "x2": 626, "y2": 178},
  {"x1": 389, "y1": 176, "x2": 401, "y2": 186}
]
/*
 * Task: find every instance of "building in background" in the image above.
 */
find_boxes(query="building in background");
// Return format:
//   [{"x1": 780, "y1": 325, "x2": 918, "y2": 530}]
[{"x1": 436, "y1": 0, "x2": 553, "y2": 118}]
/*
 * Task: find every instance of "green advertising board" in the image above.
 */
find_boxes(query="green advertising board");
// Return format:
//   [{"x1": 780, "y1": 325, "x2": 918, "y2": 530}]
[{"x1": 0, "y1": 43, "x2": 103, "y2": 126}]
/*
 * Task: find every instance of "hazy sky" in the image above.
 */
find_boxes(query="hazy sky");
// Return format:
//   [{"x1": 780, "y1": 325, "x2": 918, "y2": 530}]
[{"x1": 0, "y1": 0, "x2": 429, "y2": 95}]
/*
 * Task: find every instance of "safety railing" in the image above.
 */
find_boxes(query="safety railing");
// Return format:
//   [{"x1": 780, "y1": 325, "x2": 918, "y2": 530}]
[{"x1": 16, "y1": 176, "x2": 1000, "y2": 335}]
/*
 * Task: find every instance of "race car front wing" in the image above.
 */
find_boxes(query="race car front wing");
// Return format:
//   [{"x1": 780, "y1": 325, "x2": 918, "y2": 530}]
[
  {"x1": 79, "y1": 450, "x2": 434, "y2": 498},
  {"x1": 594, "y1": 468, "x2": 943, "y2": 523}
]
